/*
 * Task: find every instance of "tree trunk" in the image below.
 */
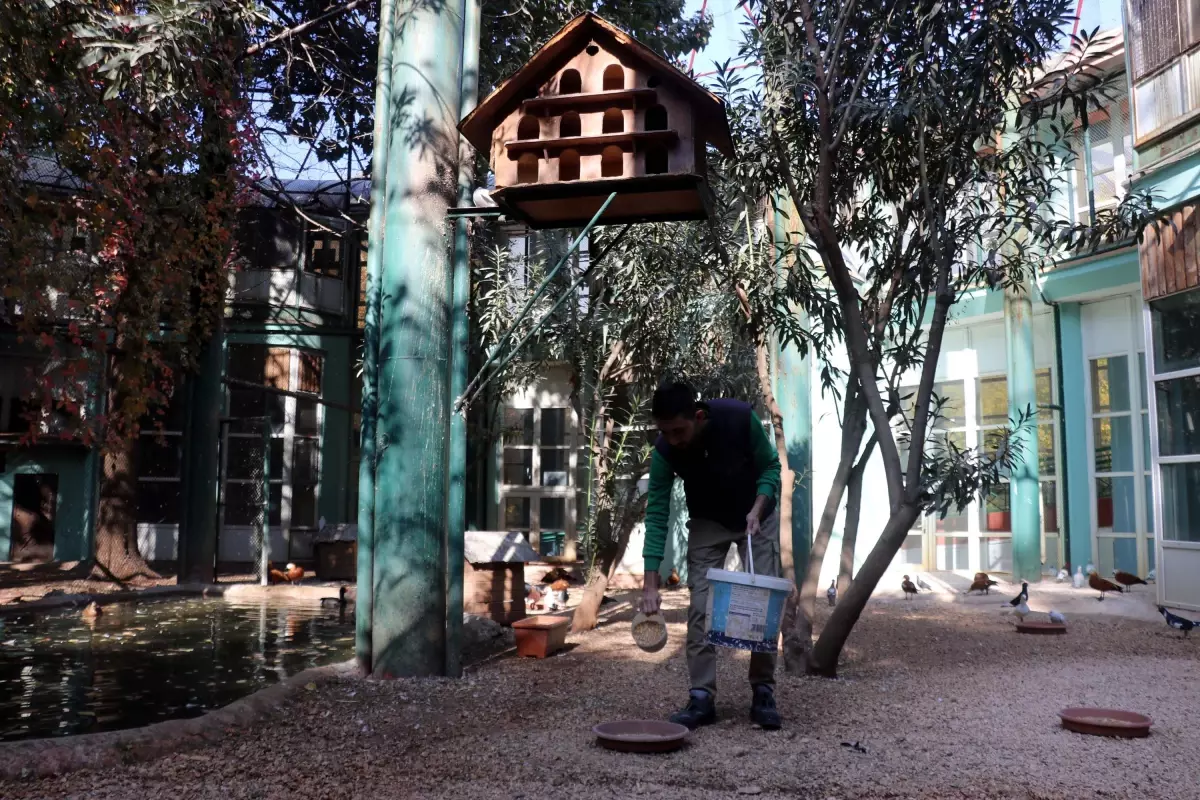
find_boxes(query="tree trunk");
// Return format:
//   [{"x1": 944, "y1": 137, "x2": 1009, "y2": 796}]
[
  {"x1": 93, "y1": 380, "x2": 159, "y2": 583},
  {"x1": 572, "y1": 485, "x2": 645, "y2": 633},
  {"x1": 837, "y1": 435, "x2": 876, "y2": 597},
  {"x1": 782, "y1": 386, "x2": 869, "y2": 673},
  {"x1": 808, "y1": 504, "x2": 921, "y2": 676}
]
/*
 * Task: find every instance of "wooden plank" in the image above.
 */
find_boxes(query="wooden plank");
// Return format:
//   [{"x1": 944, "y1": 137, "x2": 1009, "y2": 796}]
[
  {"x1": 1164, "y1": 215, "x2": 1178, "y2": 296},
  {"x1": 1186, "y1": 204, "x2": 1199, "y2": 292},
  {"x1": 505, "y1": 129, "x2": 679, "y2": 155},
  {"x1": 522, "y1": 88, "x2": 658, "y2": 113},
  {"x1": 1175, "y1": 208, "x2": 1189, "y2": 293},
  {"x1": 1145, "y1": 219, "x2": 1162, "y2": 300}
]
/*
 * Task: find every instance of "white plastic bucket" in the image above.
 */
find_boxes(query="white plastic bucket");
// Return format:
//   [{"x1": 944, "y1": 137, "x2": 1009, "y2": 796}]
[{"x1": 704, "y1": 567, "x2": 793, "y2": 653}]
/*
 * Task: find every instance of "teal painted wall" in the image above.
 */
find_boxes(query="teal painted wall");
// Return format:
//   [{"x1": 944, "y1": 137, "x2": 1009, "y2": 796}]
[
  {"x1": 0, "y1": 447, "x2": 95, "y2": 562},
  {"x1": 225, "y1": 330, "x2": 357, "y2": 526},
  {"x1": 1132, "y1": 150, "x2": 1200, "y2": 210},
  {"x1": 1057, "y1": 303, "x2": 1093, "y2": 571}
]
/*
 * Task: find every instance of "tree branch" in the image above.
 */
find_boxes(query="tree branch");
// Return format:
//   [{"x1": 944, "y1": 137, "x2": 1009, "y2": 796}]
[{"x1": 244, "y1": 0, "x2": 371, "y2": 57}]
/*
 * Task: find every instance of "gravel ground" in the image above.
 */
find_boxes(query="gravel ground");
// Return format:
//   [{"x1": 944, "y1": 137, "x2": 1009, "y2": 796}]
[{"x1": 2, "y1": 586, "x2": 1198, "y2": 800}]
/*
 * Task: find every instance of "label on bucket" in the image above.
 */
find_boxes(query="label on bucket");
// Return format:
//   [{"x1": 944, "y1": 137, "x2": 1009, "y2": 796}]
[{"x1": 724, "y1": 584, "x2": 770, "y2": 640}]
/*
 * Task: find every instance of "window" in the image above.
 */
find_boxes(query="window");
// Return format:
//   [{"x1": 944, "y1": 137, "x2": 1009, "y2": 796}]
[
  {"x1": 600, "y1": 145, "x2": 623, "y2": 177},
  {"x1": 517, "y1": 115, "x2": 540, "y2": 140},
  {"x1": 1071, "y1": 102, "x2": 1132, "y2": 225},
  {"x1": 602, "y1": 64, "x2": 624, "y2": 91},
  {"x1": 306, "y1": 227, "x2": 343, "y2": 279},
  {"x1": 498, "y1": 404, "x2": 577, "y2": 557},
  {"x1": 136, "y1": 388, "x2": 188, "y2": 526},
  {"x1": 223, "y1": 344, "x2": 323, "y2": 558},
  {"x1": 558, "y1": 149, "x2": 580, "y2": 181},
  {"x1": 1128, "y1": 0, "x2": 1191, "y2": 80},
  {"x1": 559, "y1": 111, "x2": 581, "y2": 138},
  {"x1": 517, "y1": 152, "x2": 539, "y2": 184},
  {"x1": 900, "y1": 368, "x2": 1063, "y2": 573},
  {"x1": 644, "y1": 104, "x2": 668, "y2": 131},
  {"x1": 602, "y1": 108, "x2": 623, "y2": 134},
  {"x1": 559, "y1": 69, "x2": 581, "y2": 95},
  {"x1": 1151, "y1": 288, "x2": 1200, "y2": 544},
  {"x1": 1090, "y1": 353, "x2": 1153, "y2": 573}
]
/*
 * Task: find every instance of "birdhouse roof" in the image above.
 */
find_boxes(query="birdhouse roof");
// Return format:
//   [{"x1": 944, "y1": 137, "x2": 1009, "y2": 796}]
[
  {"x1": 460, "y1": 12, "x2": 734, "y2": 157},
  {"x1": 464, "y1": 530, "x2": 540, "y2": 564}
]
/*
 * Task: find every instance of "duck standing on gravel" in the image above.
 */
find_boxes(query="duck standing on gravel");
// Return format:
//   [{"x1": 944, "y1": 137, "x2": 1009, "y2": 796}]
[
  {"x1": 826, "y1": 580, "x2": 837, "y2": 607},
  {"x1": 901, "y1": 575, "x2": 918, "y2": 599},
  {"x1": 1006, "y1": 582, "x2": 1029, "y2": 608},
  {"x1": 640, "y1": 382, "x2": 783, "y2": 731}
]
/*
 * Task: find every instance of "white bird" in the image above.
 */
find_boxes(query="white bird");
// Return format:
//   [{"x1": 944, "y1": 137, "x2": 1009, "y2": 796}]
[
  {"x1": 1085, "y1": 562, "x2": 1096, "y2": 576},
  {"x1": 916, "y1": 575, "x2": 932, "y2": 592},
  {"x1": 1048, "y1": 610, "x2": 1067, "y2": 625},
  {"x1": 1072, "y1": 565, "x2": 1085, "y2": 589},
  {"x1": 1055, "y1": 568, "x2": 1069, "y2": 583},
  {"x1": 1147, "y1": 568, "x2": 1157, "y2": 583},
  {"x1": 1002, "y1": 600, "x2": 1030, "y2": 622},
  {"x1": 472, "y1": 187, "x2": 498, "y2": 208}
]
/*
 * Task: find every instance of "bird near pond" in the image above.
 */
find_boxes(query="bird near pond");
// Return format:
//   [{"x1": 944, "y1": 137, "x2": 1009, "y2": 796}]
[
  {"x1": 1048, "y1": 610, "x2": 1067, "y2": 625},
  {"x1": 1113, "y1": 570, "x2": 1148, "y2": 590},
  {"x1": 81, "y1": 601, "x2": 102, "y2": 620},
  {"x1": 826, "y1": 579, "x2": 837, "y2": 607},
  {"x1": 1088, "y1": 569, "x2": 1123, "y2": 600},
  {"x1": 1158, "y1": 605, "x2": 1197, "y2": 637},
  {"x1": 1073, "y1": 565, "x2": 1085, "y2": 589},
  {"x1": 901, "y1": 575, "x2": 918, "y2": 599},
  {"x1": 967, "y1": 574, "x2": 999, "y2": 595},
  {"x1": 1005, "y1": 582, "x2": 1029, "y2": 607},
  {"x1": 320, "y1": 586, "x2": 347, "y2": 609}
]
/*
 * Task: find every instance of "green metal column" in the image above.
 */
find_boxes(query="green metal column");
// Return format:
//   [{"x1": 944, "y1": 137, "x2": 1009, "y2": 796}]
[
  {"x1": 1057, "y1": 302, "x2": 1092, "y2": 571},
  {"x1": 446, "y1": 0, "x2": 481, "y2": 680},
  {"x1": 364, "y1": 0, "x2": 466, "y2": 677},
  {"x1": 1005, "y1": 279, "x2": 1042, "y2": 581},
  {"x1": 180, "y1": 319, "x2": 224, "y2": 583},
  {"x1": 771, "y1": 204, "x2": 812, "y2": 583},
  {"x1": 356, "y1": 0, "x2": 396, "y2": 674}
]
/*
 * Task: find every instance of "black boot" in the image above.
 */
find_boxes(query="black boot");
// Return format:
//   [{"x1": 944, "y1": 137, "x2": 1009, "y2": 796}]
[
  {"x1": 669, "y1": 689, "x2": 717, "y2": 730},
  {"x1": 750, "y1": 684, "x2": 782, "y2": 729}
]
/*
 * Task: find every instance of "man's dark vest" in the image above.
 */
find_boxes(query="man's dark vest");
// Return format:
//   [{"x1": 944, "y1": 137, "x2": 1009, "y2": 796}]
[{"x1": 654, "y1": 398, "x2": 774, "y2": 531}]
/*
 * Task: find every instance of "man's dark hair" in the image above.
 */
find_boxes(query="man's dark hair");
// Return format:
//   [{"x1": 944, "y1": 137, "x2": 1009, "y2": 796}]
[{"x1": 651, "y1": 381, "x2": 698, "y2": 420}]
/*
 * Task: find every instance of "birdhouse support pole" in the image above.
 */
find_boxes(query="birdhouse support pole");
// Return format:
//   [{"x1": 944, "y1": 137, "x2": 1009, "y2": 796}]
[
  {"x1": 362, "y1": 0, "x2": 466, "y2": 678},
  {"x1": 1005, "y1": 277, "x2": 1043, "y2": 582},
  {"x1": 445, "y1": 0, "x2": 482, "y2": 680},
  {"x1": 455, "y1": 191, "x2": 618, "y2": 412}
]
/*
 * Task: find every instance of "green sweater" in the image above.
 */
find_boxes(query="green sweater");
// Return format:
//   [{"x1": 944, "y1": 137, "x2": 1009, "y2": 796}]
[{"x1": 642, "y1": 416, "x2": 781, "y2": 573}]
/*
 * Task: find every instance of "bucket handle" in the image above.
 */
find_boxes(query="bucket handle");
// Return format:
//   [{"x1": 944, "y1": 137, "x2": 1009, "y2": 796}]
[{"x1": 745, "y1": 532, "x2": 755, "y2": 577}]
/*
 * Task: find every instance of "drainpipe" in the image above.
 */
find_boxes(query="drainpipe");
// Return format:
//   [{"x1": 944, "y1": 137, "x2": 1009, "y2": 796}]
[{"x1": 1039, "y1": 284, "x2": 1071, "y2": 568}]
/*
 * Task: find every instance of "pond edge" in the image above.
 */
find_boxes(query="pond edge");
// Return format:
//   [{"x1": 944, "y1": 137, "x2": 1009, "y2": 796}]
[{"x1": 0, "y1": 658, "x2": 359, "y2": 779}]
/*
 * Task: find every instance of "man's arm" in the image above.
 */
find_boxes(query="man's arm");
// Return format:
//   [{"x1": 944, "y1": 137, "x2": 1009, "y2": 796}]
[
  {"x1": 745, "y1": 415, "x2": 782, "y2": 534},
  {"x1": 642, "y1": 449, "x2": 676, "y2": 574}
]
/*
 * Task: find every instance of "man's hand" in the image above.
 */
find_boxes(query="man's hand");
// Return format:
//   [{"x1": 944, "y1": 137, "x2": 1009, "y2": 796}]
[
  {"x1": 745, "y1": 494, "x2": 770, "y2": 538},
  {"x1": 642, "y1": 570, "x2": 661, "y2": 614}
]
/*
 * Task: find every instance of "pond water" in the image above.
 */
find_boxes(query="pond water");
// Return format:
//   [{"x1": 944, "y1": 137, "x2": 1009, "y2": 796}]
[{"x1": 0, "y1": 597, "x2": 354, "y2": 741}]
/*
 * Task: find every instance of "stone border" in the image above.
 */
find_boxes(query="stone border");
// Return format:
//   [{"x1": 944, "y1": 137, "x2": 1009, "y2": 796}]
[
  {"x1": 0, "y1": 584, "x2": 218, "y2": 616},
  {"x1": 0, "y1": 660, "x2": 359, "y2": 779},
  {"x1": 0, "y1": 582, "x2": 354, "y2": 616}
]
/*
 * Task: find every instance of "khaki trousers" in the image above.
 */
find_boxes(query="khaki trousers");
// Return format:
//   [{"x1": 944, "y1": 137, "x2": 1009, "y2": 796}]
[{"x1": 685, "y1": 511, "x2": 781, "y2": 696}]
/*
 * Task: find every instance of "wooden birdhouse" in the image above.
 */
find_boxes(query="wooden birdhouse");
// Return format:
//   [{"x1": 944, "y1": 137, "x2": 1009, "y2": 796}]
[{"x1": 459, "y1": 12, "x2": 733, "y2": 229}]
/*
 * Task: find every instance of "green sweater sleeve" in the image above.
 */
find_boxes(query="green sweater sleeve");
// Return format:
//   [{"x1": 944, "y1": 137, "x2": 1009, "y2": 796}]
[
  {"x1": 751, "y1": 414, "x2": 782, "y2": 502},
  {"x1": 642, "y1": 449, "x2": 675, "y2": 573}
]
